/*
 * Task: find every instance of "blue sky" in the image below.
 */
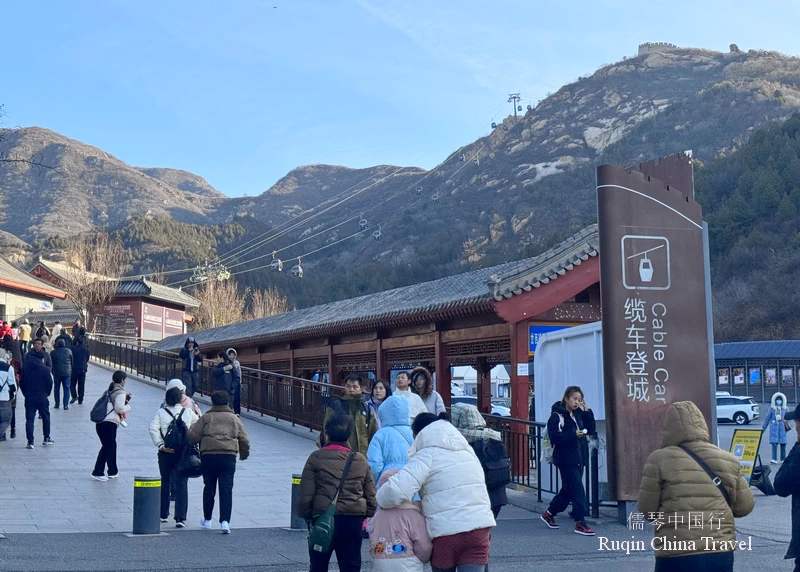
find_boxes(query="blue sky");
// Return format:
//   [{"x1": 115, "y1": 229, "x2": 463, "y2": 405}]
[{"x1": 4, "y1": 0, "x2": 800, "y2": 197}]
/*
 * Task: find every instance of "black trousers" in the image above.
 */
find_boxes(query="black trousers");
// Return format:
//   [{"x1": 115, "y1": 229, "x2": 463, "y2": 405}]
[
  {"x1": 92, "y1": 422, "x2": 118, "y2": 477},
  {"x1": 158, "y1": 450, "x2": 188, "y2": 521},
  {"x1": 70, "y1": 370, "x2": 87, "y2": 403},
  {"x1": 24, "y1": 395, "x2": 50, "y2": 444},
  {"x1": 232, "y1": 384, "x2": 241, "y2": 415},
  {"x1": 309, "y1": 514, "x2": 363, "y2": 572},
  {"x1": 548, "y1": 464, "x2": 587, "y2": 522},
  {"x1": 201, "y1": 454, "x2": 236, "y2": 523},
  {"x1": 654, "y1": 551, "x2": 734, "y2": 572}
]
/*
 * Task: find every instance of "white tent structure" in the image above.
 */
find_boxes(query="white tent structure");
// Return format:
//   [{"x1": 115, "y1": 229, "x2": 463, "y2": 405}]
[{"x1": 450, "y1": 365, "x2": 511, "y2": 398}]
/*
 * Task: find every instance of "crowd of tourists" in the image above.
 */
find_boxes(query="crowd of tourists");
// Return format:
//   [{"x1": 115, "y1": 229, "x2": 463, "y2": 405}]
[{"x1": 0, "y1": 318, "x2": 90, "y2": 447}]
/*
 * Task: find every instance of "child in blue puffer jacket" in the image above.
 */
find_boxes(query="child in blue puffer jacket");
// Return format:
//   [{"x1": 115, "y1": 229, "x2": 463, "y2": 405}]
[{"x1": 367, "y1": 395, "x2": 414, "y2": 484}]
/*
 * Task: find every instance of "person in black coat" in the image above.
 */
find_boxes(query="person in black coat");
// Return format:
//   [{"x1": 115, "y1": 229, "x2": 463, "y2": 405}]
[
  {"x1": 775, "y1": 407, "x2": 800, "y2": 571},
  {"x1": 55, "y1": 330, "x2": 73, "y2": 350},
  {"x1": 70, "y1": 341, "x2": 91, "y2": 405},
  {"x1": 50, "y1": 339, "x2": 73, "y2": 410},
  {"x1": 212, "y1": 353, "x2": 235, "y2": 394},
  {"x1": 179, "y1": 337, "x2": 202, "y2": 397},
  {"x1": 21, "y1": 338, "x2": 54, "y2": 448},
  {"x1": 540, "y1": 385, "x2": 596, "y2": 536}
]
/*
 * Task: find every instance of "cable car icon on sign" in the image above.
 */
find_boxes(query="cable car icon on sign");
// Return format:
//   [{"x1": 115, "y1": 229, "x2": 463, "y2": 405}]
[{"x1": 621, "y1": 235, "x2": 671, "y2": 290}]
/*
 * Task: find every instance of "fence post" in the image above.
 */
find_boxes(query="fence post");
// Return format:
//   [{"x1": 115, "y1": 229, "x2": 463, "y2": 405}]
[{"x1": 591, "y1": 446, "x2": 599, "y2": 519}]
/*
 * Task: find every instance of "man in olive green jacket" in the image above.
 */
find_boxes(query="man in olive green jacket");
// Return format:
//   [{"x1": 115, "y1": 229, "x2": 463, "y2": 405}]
[
  {"x1": 187, "y1": 390, "x2": 249, "y2": 533},
  {"x1": 317, "y1": 374, "x2": 377, "y2": 455},
  {"x1": 638, "y1": 400, "x2": 754, "y2": 570}
]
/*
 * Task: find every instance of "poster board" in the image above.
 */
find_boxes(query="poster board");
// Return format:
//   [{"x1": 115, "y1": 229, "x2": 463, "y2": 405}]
[{"x1": 729, "y1": 429, "x2": 764, "y2": 484}]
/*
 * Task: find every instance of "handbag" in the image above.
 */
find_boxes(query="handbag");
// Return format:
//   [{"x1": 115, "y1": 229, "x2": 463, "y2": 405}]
[
  {"x1": 308, "y1": 452, "x2": 355, "y2": 553},
  {"x1": 784, "y1": 420, "x2": 792, "y2": 432},
  {"x1": 177, "y1": 444, "x2": 202, "y2": 478},
  {"x1": 679, "y1": 445, "x2": 731, "y2": 507}
]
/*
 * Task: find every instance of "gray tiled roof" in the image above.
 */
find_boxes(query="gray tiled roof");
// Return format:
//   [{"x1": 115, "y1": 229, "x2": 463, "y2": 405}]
[
  {"x1": 150, "y1": 226, "x2": 599, "y2": 353},
  {"x1": 20, "y1": 309, "x2": 81, "y2": 325},
  {"x1": 715, "y1": 340, "x2": 800, "y2": 360},
  {"x1": 489, "y1": 225, "x2": 599, "y2": 300},
  {"x1": 0, "y1": 256, "x2": 66, "y2": 298},
  {"x1": 114, "y1": 279, "x2": 199, "y2": 308}
]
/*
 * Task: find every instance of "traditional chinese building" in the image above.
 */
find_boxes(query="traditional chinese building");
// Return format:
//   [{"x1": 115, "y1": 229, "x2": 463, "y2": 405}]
[
  {"x1": 0, "y1": 256, "x2": 66, "y2": 322},
  {"x1": 29, "y1": 258, "x2": 199, "y2": 342},
  {"x1": 151, "y1": 226, "x2": 601, "y2": 418}
]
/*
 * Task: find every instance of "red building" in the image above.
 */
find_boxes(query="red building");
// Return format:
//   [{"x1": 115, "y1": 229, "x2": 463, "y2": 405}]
[{"x1": 30, "y1": 259, "x2": 198, "y2": 342}]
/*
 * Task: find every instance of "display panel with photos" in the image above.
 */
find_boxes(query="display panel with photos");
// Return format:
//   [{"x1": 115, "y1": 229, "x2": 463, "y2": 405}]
[
  {"x1": 733, "y1": 367, "x2": 745, "y2": 385},
  {"x1": 717, "y1": 367, "x2": 730, "y2": 386},
  {"x1": 749, "y1": 367, "x2": 761, "y2": 385},
  {"x1": 782, "y1": 368, "x2": 795, "y2": 387},
  {"x1": 765, "y1": 368, "x2": 778, "y2": 386}
]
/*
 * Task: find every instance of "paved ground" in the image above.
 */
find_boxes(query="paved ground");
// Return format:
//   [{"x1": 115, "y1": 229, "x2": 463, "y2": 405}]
[
  {"x1": 0, "y1": 502, "x2": 790, "y2": 571},
  {"x1": 0, "y1": 364, "x2": 317, "y2": 533}
]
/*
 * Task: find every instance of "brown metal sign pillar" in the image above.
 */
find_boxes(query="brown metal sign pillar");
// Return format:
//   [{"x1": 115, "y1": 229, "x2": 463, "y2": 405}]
[{"x1": 597, "y1": 157, "x2": 711, "y2": 502}]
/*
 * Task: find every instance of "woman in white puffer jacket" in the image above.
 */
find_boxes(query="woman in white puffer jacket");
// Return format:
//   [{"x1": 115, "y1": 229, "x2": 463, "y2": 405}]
[
  {"x1": 376, "y1": 413, "x2": 496, "y2": 572},
  {"x1": 149, "y1": 386, "x2": 200, "y2": 528}
]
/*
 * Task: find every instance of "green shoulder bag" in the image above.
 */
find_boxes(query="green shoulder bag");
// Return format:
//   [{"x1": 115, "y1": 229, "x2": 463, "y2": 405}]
[{"x1": 308, "y1": 452, "x2": 355, "y2": 553}]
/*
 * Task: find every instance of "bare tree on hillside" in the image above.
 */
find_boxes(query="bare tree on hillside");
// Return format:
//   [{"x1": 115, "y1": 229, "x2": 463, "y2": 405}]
[
  {"x1": 245, "y1": 286, "x2": 289, "y2": 321},
  {"x1": 191, "y1": 279, "x2": 247, "y2": 330},
  {"x1": 60, "y1": 232, "x2": 127, "y2": 327}
]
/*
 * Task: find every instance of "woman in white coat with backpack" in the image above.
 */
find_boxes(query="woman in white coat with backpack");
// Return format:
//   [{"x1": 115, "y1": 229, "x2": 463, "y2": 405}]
[
  {"x1": 377, "y1": 413, "x2": 496, "y2": 572},
  {"x1": 149, "y1": 386, "x2": 199, "y2": 528}
]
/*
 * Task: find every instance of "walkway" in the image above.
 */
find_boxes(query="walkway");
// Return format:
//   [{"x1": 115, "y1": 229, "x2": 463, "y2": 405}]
[{"x1": 0, "y1": 364, "x2": 317, "y2": 533}]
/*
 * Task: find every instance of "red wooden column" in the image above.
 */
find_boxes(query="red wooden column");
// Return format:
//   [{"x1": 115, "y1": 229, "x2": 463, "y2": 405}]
[
  {"x1": 509, "y1": 321, "x2": 530, "y2": 420},
  {"x1": 509, "y1": 320, "x2": 531, "y2": 478},
  {"x1": 289, "y1": 348, "x2": 295, "y2": 378},
  {"x1": 376, "y1": 338, "x2": 389, "y2": 381},
  {"x1": 434, "y1": 331, "x2": 451, "y2": 408},
  {"x1": 327, "y1": 343, "x2": 339, "y2": 385},
  {"x1": 476, "y1": 358, "x2": 492, "y2": 414}
]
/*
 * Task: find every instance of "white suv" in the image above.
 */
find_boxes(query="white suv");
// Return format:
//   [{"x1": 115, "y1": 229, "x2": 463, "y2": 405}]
[{"x1": 716, "y1": 395, "x2": 760, "y2": 425}]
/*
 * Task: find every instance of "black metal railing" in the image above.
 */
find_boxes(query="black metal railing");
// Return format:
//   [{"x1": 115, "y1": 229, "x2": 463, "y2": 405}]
[
  {"x1": 87, "y1": 337, "x2": 344, "y2": 432},
  {"x1": 88, "y1": 337, "x2": 597, "y2": 512}
]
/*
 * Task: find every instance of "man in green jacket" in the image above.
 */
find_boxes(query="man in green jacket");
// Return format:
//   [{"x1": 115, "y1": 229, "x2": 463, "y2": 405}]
[{"x1": 318, "y1": 374, "x2": 377, "y2": 455}]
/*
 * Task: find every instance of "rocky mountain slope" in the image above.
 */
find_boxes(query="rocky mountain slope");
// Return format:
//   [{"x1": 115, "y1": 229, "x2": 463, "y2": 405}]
[
  {"x1": 0, "y1": 127, "x2": 223, "y2": 241},
  {"x1": 4, "y1": 44, "x2": 800, "y2": 339}
]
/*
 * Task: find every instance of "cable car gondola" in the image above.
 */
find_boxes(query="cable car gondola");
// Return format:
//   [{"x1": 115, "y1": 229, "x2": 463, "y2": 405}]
[
  {"x1": 517, "y1": 105, "x2": 522, "y2": 111},
  {"x1": 491, "y1": 122, "x2": 497, "y2": 129},
  {"x1": 270, "y1": 251, "x2": 283, "y2": 272},
  {"x1": 432, "y1": 191, "x2": 440, "y2": 203},
  {"x1": 372, "y1": 224, "x2": 382, "y2": 241},
  {"x1": 473, "y1": 159, "x2": 480, "y2": 166},
  {"x1": 416, "y1": 186, "x2": 423, "y2": 195},
  {"x1": 359, "y1": 214, "x2": 368, "y2": 230},
  {"x1": 291, "y1": 258, "x2": 303, "y2": 278},
  {"x1": 459, "y1": 153, "x2": 466, "y2": 162}
]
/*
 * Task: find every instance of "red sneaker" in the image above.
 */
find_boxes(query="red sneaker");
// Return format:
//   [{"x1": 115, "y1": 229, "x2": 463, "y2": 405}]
[
  {"x1": 540, "y1": 511, "x2": 558, "y2": 529},
  {"x1": 574, "y1": 521, "x2": 596, "y2": 536}
]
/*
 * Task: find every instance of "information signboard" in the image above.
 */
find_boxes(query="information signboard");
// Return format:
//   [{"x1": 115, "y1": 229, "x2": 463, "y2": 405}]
[{"x1": 729, "y1": 429, "x2": 764, "y2": 484}]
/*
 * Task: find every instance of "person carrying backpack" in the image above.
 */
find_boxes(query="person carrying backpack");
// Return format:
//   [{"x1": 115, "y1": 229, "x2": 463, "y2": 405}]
[
  {"x1": 90, "y1": 371, "x2": 131, "y2": 481},
  {"x1": 451, "y1": 402, "x2": 510, "y2": 518},
  {"x1": 540, "y1": 386, "x2": 596, "y2": 536},
  {"x1": 149, "y1": 386, "x2": 199, "y2": 528}
]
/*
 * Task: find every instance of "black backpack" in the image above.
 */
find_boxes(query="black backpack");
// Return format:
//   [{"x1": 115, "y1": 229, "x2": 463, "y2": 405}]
[
  {"x1": 90, "y1": 391, "x2": 112, "y2": 423},
  {"x1": 472, "y1": 438, "x2": 511, "y2": 488},
  {"x1": 162, "y1": 408, "x2": 189, "y2": 450}
]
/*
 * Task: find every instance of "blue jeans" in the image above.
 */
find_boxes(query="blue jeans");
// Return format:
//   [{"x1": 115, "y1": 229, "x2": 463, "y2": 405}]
[
  {"x1": 53, "y1": 376, "x2": 71, "y2": 408},
  {"x1": 773, "y1": 443, "x2": 787, "y2": 461}
]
